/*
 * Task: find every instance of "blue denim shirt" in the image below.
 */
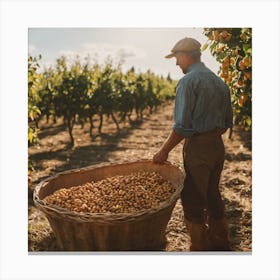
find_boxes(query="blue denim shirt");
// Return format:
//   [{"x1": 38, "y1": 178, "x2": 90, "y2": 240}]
[{"x1": 173, "y1": 62, "x2": 233, "y2": 138}]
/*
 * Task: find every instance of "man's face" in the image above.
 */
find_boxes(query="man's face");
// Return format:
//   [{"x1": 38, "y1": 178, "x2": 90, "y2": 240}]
[{"x1": 175, "y1": 52, "x2": 192, "y2": 74}]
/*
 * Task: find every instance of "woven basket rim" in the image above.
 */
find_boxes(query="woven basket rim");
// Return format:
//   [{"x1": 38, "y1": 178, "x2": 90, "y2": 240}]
[{"x1": 33, "y1": 159, "x2": 184, "y2": 224}]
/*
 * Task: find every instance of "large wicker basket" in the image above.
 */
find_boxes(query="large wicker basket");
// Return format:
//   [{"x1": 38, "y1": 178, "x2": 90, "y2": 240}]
[{"x1": 33, "y1": 160, "x2": 184, "y2": 251}]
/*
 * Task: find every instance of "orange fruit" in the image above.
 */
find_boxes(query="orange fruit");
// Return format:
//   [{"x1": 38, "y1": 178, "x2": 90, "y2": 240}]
[
  {"x1": 216, "y1": 46, "x2": 224, "y2": 53},
  {"x1": 244, "y1": 71, "x2": 251, "y2": 80},
  {"x1": 214, "y1": 30, "x2": 219, "y2": 40},
  {"x1": 226, "y1": 75, "x2": 232, "y2": 83},
  {"x1": 238, "y1": 95, "x2": 248, "y2": 107},
  {"x1": 239, "y1": 61, "x2": 245, "y2": 70},
  {"x1": 238, "y1": 97, "x2": 243, "y2": 107},
  {"x1": 225, "y1": 34, "x2": 232, "y2": 41},
  {"x1": 230, "y1": 57, "x2": 236, "y2": 65},
  {"x1": 220, "y1": 72, "x2": 228, "y2": 79},
  {"x1": 237, "y1": 80, "x2": 244, "y2": 86},
  {"x1": 243, "y1": 57, "x2": 251, "y2": 67},
  {"x1": 221, "y1": 31, "x2": 228, "y2": 38},
  {"x1": 240, "y1": 33, "x2": 247, "y2": 41}
]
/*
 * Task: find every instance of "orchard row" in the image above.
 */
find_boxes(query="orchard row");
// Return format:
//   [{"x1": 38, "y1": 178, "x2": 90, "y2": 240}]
[{"x1": 28, "y1": 55, "x2": 176, "y2": 147}]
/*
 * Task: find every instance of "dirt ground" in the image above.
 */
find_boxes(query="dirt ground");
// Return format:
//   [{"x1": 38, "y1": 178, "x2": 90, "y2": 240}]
[{"x1": 28, "y1": 102, "x2": 252, "y2": 252}]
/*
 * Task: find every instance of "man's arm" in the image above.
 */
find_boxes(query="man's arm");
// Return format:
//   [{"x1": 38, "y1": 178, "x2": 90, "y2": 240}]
[{"x1": 153, "y1": 129, "x2": 185, "y2": 164}]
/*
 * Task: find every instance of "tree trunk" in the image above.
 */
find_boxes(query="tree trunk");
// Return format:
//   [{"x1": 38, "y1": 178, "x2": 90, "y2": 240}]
[
  {"x1": 35, "y1": 117, "x2": 40, "y2": 129},
  {"x1": 140, "y1": 108, "x2": 144, "y2": 121},
  {"x1": 136, "y1": 108, "x2": 140, "y2": 120},
  {"x1": 119, "y1": 112, "x2": 127, "y2": 123},
  {"x1": 89, "y1": 115, "x2": 94, "y2": 138},
  {"x1": 128, "y1": 112, "x2": 133, "y2": 124},
  {"x1": 67, "y1": 116, "x2": 75, "y2": 147},
  {"x1": 53, "y1": 115, "x2": 57, "y2": 124},
  {"x1": 111, "y1": 112, "x2": 120, "y2": 131},
  {"x1": 98, "y1": 113, "x2": 103, "y2": 134},
  {"x1": 80, "y1": 118, "x2": 84, "y2": 129}
]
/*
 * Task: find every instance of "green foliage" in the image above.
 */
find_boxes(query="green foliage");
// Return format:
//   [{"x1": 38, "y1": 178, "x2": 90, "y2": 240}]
[
  {"x1": 28, "y1": 55, "x2": 176, "y2": 148},
  {"x1": 203, "y1": 28, "x2": 252, "y2": 130},
  {"x1": 28, "y1": 55, "x2": 42, "y2": 144},
  {"x1": 28, "y1": 55, "x2": 43, "y2": 174}
]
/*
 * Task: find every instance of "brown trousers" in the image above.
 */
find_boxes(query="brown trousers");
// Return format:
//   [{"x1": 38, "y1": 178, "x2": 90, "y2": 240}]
[{"x1": 181, "y1": 130, "x2": 226, "y2": 223}]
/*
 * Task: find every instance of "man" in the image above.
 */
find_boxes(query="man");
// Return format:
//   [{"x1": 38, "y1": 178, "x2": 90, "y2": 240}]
[{"x1": 153, "y1": 37, "x2": 233, "y2": 251}]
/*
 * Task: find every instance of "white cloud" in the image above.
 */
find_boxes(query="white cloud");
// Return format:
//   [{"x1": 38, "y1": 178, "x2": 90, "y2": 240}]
[
  {"x1": 57, "y1": 42, "x2": 147, "y2": 67},
  {"x1": 82, "y1": 42, "x2": 146, "y2": 58}
]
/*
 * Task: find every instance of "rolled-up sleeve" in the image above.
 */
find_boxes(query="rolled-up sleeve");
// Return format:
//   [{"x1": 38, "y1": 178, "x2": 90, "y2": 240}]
[{"x1": 173, "y1": 78, "x2": 196, "y2": 138}]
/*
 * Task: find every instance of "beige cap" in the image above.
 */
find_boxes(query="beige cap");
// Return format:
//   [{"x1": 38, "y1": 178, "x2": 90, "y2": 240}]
[{"x1": 165, "y1": 37, "x2": 201, "y2": 59}]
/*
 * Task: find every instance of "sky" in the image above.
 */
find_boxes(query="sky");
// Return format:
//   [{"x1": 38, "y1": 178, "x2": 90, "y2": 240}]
[{"x1": 28, "y1": 28, "x2": 219, "y2": 80}]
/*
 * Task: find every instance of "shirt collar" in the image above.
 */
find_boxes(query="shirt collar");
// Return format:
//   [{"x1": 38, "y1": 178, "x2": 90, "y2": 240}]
[{"x1": 187, "y1": 62, "x2": 205, "y2": 73}]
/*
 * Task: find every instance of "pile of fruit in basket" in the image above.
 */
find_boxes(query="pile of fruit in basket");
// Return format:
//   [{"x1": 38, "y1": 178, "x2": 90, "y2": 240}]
[{"x1": 43, "y1": 171, "x2": 175, "y2": 214}]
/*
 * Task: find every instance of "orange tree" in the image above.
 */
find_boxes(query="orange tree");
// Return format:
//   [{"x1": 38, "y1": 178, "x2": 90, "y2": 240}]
[{"x1": 203, "y1": 28, "x2": 252, "y2": 130}]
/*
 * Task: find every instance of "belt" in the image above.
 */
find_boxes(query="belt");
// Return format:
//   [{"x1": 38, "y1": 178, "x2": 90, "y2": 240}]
[{"x1": 192, "y1": 128, "x2": 224, "y2": 137}]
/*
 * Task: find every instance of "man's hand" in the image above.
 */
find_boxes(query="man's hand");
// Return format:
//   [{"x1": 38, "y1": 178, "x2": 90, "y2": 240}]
[
  {"x1": 152, "y1": 129, "x2": 184, "y2": 164},
  {"x1": 153, "y1": 149, "x2": 169, "y2": 164}
]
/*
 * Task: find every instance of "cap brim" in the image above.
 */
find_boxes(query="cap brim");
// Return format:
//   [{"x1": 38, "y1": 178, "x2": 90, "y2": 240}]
[{"x1": 164, "y1": 53, "x2": 175, "y2": 59}]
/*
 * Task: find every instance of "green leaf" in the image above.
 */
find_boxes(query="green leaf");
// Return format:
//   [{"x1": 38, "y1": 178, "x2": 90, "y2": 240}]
[
  {"x1": 28, "y1": 130, "x2": 33, "y2": 143},
  {"x1": 209, "y1": 41, "x2": 218, "y2": 53},
  {"x1": 216, "y1": 52, "x2": 228, "y2": 61},
  {"x1": 201, "y1": 43, "x2": 209, "y2": 52},
  {"x1": 243, "y1": 43, "x2": 251, "y2": 53},
  {"x1": 245, "y1": 117, "x2": 252, "y2": 127}
]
